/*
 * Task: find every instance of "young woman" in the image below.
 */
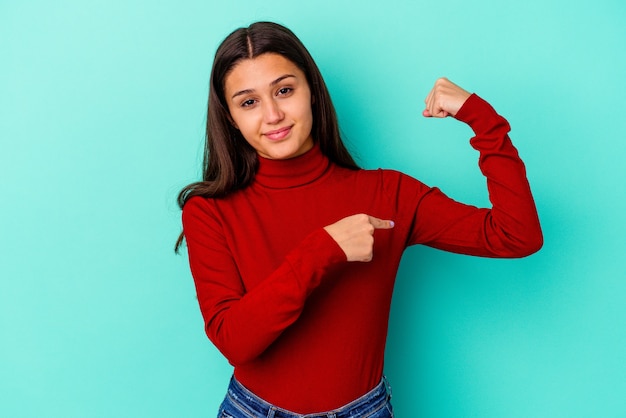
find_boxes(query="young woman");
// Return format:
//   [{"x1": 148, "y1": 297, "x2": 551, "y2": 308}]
[{"x1": 177, "y1": 21, "x2": 542, "y2": 418}]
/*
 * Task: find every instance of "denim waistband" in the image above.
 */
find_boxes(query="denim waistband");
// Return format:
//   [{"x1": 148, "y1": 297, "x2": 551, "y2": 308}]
[{"x1": 225, "y1": 375, "x2": 392, "y2": 418}]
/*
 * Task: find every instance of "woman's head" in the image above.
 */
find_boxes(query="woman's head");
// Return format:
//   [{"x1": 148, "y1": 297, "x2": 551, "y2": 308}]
[
  {"x1": 210, "y1": 22, "x2": 349, "y2": 160},
  {"x1": 205, "y1": 22, "x2": 357, "y2": 179},
  {"x1": 223, "y1": 52, "x2": 315, "y2": 160}
]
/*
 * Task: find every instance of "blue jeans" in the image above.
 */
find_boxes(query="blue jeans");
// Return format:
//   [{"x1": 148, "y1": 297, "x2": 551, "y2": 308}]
[{"x1": 217, "y1": 376, "x2": 394, "y2": 418}]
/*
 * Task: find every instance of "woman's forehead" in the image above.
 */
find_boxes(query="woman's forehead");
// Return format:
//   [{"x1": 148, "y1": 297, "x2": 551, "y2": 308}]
[{"x1": 224, "y1": 53, "x2": 305, "y2": 94}]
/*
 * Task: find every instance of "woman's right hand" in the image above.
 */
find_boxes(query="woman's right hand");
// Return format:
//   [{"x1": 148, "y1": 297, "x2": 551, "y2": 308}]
[{"x1": 324, "y1": 214, "x2": 394, "y2": 262}]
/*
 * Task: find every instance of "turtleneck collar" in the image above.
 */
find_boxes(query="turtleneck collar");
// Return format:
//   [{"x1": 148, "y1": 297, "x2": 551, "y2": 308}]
[{"x1": 254, "y1": 143, "x2": 331, "y2": 189}]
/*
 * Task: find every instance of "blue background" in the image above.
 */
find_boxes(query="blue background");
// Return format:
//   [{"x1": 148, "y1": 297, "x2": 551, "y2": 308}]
[{"x1": 1, "y1": 1, "x2": 624, "y2": 417}]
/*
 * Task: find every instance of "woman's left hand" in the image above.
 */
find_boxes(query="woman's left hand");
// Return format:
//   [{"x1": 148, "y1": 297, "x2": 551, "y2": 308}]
[{"x1": 422, "y1": 77, "x2": 471, "y2": 118}]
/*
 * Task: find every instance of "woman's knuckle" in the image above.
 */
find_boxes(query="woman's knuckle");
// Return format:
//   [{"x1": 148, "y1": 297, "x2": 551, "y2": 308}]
[{"x1": 357, "y1": 213, "x2": 368, "y2": 222}]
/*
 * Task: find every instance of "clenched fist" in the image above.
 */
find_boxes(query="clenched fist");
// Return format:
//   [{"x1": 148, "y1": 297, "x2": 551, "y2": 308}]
[{"x1": 422, "y1": 77, "x2": 471, "y2": 118}]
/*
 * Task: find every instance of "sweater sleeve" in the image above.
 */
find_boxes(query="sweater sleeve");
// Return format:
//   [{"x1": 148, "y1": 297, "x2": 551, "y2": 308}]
[
  {"x1": 408, "y1": 94, "x2": 543, "y2": 257},
  {"x1": 182, "y1": 197, "x2": 346, "y2": 366}
]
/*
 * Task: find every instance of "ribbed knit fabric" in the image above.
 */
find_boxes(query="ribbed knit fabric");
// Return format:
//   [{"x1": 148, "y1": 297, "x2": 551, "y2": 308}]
[{"x1": 182, "y1": 94, "x2": 542, "y2": 413}]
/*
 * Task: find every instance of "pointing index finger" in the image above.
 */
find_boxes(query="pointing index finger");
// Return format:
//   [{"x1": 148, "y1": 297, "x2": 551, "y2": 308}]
[{"x1": 368, "y1": 216, "x2": 395, "y2": 229}]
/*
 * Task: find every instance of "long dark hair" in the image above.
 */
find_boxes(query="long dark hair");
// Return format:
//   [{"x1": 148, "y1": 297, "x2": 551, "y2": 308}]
[{"x1": 175, "y1": 21, "x2": 359, "y2": 252}]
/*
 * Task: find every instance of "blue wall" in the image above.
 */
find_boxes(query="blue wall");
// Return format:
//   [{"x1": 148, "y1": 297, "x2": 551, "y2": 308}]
[{"x1": 1, "y1": 1, "x2": 624, "y2": 417}]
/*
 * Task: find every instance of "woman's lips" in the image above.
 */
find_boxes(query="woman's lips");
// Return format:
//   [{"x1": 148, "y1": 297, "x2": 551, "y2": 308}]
[{"x1": 264, "y1": 126, "x2": 292, "y2": 141}]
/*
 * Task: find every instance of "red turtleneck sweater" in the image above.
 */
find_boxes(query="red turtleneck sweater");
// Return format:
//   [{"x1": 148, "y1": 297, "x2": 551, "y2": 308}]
[{"x1": 182, "y1": 94, "x2": 542, "y2": 413}]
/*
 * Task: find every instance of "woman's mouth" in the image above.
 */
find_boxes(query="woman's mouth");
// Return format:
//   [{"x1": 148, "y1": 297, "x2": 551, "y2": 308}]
[{"x1": 264, "y1": 126, "x2": 292, "y2": 141}]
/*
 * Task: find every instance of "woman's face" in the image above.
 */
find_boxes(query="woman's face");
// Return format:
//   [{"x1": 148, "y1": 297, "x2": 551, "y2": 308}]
[{"x1": 223, "y1": 53, "x2": 314, "y2": 160}]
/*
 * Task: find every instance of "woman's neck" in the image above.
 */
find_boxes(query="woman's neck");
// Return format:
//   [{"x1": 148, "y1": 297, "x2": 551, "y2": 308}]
[{"x1": 253, "y1": 143, "x2": 330, "y2": 189}]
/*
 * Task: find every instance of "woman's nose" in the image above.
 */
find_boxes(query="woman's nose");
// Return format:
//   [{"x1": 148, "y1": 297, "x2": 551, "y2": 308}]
[{"x1": 262, "y1": 99, "x2": 284, "y2": 124}]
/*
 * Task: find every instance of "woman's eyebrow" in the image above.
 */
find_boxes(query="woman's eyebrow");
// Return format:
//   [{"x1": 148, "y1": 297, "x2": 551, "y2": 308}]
[
  {"x1": 270, "y1": 74, "x2": 296, "y2": 86},
  {"x1": 231, "y1": 74, "x2": 297, "y2": 99}
]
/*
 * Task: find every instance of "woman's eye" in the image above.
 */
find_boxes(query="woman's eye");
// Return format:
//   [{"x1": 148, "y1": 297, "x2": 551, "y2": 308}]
[
  {"x1": 277, "y1": 87, "x2": 293, "y2": 96},
  {"x1": 241, "y1": 99, "x2": 256, "y2": 107}
]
